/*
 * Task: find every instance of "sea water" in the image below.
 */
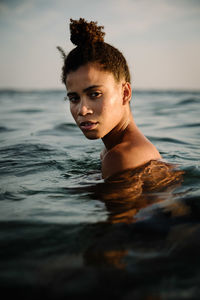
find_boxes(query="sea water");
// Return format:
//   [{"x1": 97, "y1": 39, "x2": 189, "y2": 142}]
[{"x1": 0, "y1": 89, "x2": 200, "y2": 299}]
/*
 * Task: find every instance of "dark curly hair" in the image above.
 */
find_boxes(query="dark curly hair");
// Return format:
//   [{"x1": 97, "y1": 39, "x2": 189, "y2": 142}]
[{"x1": 57, "y1": 18, "x2": 131, "y2": 85}]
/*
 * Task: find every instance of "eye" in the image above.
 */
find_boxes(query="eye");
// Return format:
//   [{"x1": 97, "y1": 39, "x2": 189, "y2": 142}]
[
  {"x1": 89, "y1": 91, "x2": 102, "y2": 99},
  {"x1": 68, "y1": 95, "x2": 80, "y2": 103}
]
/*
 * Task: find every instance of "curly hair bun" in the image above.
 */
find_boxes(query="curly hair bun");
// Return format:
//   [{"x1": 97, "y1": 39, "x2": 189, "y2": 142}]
[{"x1": 70, "y1": 18, "x2": 105, "y2": 47}]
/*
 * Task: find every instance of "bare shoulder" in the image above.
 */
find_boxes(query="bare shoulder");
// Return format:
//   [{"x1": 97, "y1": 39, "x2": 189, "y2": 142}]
[
  {"x1": 100, "y1": 147, "x2": 107, "y2": 160},
  {"x1": 101, "y1": 141, "x2": 161, "y2": 179}
]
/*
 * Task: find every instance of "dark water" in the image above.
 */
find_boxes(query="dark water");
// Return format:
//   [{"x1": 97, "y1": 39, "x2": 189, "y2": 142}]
[{"x1": 0, "y1": 89, "x2": 200, "y2": 299}]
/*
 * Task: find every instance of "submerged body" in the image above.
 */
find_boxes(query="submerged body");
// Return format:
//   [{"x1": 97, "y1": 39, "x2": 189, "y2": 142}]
[
  {"x1": 66, "y1": 63, "x2": 161, "y2": 179},
  {"x1": 93, "y1": 159, "x2": 184, "y2": 223}
]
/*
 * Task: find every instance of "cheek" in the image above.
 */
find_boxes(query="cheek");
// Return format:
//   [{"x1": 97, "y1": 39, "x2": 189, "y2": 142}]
[
  {"x1": 100, "y1": 95, "x2": 118, "y2": 113},
  {"x1": 70, "y1": 104, "x2": 76, "y2": 119},
  {"x1": 100, "y1": 104, "x2": 111, "y2": 117},
  {"x1": 101, "y1": 96, "x2": 122, "y2": 117}
]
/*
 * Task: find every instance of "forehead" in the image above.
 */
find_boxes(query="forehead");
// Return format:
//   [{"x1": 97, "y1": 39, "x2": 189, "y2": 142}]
[{"x1": 66, "y1": 63, "x2": 116, "y2": 91}]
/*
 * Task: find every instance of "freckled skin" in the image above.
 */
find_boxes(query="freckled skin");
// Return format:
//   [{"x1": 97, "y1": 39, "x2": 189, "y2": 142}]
[{"x1": 66, "y1": 63, "x2": 161, "y2": 179}]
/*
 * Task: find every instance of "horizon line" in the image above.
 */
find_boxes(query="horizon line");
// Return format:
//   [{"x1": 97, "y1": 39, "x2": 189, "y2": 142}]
[{"x1": 0, "y1": 87, "x2": 200, "y2": 93}]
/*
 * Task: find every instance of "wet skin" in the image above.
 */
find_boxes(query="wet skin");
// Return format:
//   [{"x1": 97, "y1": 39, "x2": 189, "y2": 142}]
[{"x1": 66, "y1": 63, "x2": 161, "y2": 179}]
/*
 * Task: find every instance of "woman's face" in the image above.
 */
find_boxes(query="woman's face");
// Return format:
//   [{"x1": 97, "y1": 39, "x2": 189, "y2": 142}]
[{"x1": 66, "y1": 63, "x2": 128, "y2": 140}]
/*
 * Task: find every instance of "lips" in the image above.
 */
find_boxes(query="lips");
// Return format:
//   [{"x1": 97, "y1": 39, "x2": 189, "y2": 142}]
[{"x1": 79, "y1": 121, "x2": 98, "y2": 131}]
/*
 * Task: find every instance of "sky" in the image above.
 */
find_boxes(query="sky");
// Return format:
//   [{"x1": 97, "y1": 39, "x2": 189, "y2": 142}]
[{"x1": 0, "y1": 0, "x2": 200, "y2": 90}]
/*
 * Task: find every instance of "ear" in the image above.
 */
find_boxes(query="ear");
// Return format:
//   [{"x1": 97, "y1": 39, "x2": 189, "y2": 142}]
[{"x1": 122, "y1": 82, "x2": 132, "y2": 105}]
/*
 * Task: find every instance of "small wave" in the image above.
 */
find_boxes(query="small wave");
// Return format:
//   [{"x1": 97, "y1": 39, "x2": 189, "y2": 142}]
[
  {"x1": 0, "y1": 191, "x2": 25, "y2": 201},
  {"x1": 0, "y1": 143, "x2": 55, "y2": 160},
  {"x1": 177, "y1": 97, "x2": 200, "y2": 105},
  {"x1": 178, "y1": 123, "x2": 200, "y2": 128},
  {"x1": 148, "y1": 136, "x2": 189, "y2": 145},
  {"x1": 54, "y1": 123, "x2": 77, "y2": 131},
  {"x1": 37, "y1": 123, "x2": 78, "y2": 136},
  {"x1": 161, "y1": 123, "x2": 200, "y2": 130},
  {"x1": 0, "y1": 159, "x2": 65, "y2": 177},
  {"x1": 11, "y1": 108, "x2": 44, "y2": 114},
  {"x1": 0, "y1": 126, "x2": 15, "y2": 132}
]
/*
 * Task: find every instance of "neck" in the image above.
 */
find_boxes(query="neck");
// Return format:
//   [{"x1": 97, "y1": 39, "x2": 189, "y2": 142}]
[{"x1": 102, "y1": 109, "x2": 135, "y2": 150}]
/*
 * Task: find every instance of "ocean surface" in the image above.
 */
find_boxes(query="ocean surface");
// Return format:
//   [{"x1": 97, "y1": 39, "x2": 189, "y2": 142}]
[{"x1": 0, "y1": 89, "x2": 200, "y2": 299}]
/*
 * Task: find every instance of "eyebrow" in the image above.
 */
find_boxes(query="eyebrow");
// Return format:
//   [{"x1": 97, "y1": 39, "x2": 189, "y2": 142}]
[{"x1": 67, "y1": 85, "x2": 102, "y2": 97}]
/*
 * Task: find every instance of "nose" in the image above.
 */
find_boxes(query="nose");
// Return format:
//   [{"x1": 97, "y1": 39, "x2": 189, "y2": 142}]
[{"x1": 78, "y1": 98, "x2": 93, "y2": 116}]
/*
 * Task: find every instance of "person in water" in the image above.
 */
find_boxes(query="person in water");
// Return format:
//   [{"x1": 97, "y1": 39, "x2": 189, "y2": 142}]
[{"x1": 58, "y1": 18, "x2": 161, "y2": 179}]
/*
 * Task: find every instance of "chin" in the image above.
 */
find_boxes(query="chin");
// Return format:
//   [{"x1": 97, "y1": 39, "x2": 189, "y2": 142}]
[{"x1": 82, "y1": 131, "x2": 101, "y2": 140}]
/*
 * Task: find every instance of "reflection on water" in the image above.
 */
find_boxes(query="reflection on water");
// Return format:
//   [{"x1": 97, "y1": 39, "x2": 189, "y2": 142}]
[
  {"x1": 82, "y1": 160, "x2": 187, "y2": 271},
  {"x1": 92, "y1": 160, "x2": 184, "y2": 224}
]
